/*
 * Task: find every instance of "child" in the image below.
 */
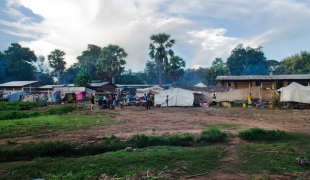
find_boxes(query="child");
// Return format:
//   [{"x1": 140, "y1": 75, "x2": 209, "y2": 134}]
[{"x1": 120, "y1": 101, "x2": 124, "y2": 110}]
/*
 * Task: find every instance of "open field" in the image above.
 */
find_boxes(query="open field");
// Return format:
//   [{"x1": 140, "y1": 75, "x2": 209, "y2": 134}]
[{"x1": 0, "y1": 103, "x2": 310, "y2": 179}]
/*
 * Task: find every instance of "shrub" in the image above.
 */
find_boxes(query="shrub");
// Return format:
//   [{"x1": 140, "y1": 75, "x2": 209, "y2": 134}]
[
  {"x1": 46, "y1": 105, "x2": 74, "y2": 115},
  {"x1": 238, "y1": 127, "x2": 285, "y2": 140},
  {"x1": 0, "y1": 102, "x2": 47, "y2": 111},
  {"x1": 0, "y1": 111, "x2": 41, "y2": 120},
  {"x1": 199, "y1": 128, "x2": 228, "y2": 142}
]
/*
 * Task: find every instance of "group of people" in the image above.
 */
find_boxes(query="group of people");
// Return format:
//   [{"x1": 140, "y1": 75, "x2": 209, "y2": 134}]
[
  {"x1": 89, "y1": 93, "x2": 121, "y2": 110},
  {"x1": 247, "y1": 93, "x2": 264, "y2": 109},
  {"x1": 143, "y1": 91, "x2": 154, "y2": 110}
]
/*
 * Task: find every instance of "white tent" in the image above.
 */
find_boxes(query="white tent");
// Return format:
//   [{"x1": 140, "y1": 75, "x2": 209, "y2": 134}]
[
  {"x1": 136, "y1": 85, "x2": 164, "y2": 97},
  {"x1": 194, "y1": 82, "x2": 207, "y2": 87},
  {"x1": 154, "y1": 88, "x2": 194, "y2": 107},
  {"x1": 277, "y1": 82, "x2": 310, "y2": 103}
]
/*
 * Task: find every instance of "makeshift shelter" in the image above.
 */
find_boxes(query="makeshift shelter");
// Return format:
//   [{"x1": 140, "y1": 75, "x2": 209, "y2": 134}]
[
  {"x1": 3, "y1": 91, "x2": 28, "y2": 102},
  {"x1": 194, "y1": 82, "x2": 207, "y2": 87},
  {"x1": 136, "y1": 85, "x2": 164, "y2": 97},
  {"x1": 52, "y1": 87, "x2": 96, "y2": 101},
  {"x1": 277, "y1": 82, "x2": 310, "y2": 103},
  {"x1": 154, "y1": 88, "x2": 194, "y2": 107}
]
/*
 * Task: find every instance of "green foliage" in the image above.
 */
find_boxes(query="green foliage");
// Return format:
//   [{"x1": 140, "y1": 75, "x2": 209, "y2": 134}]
[
  {"x1": 74, "y1": 64, "x2": 92, "y2": 87},
  {"x1": 149, "y1": 33, "x2": 175, "y2": 86},
  {"x1": 0, "y1": 111, "x2": 40, "y2": 120},
  {"x1": 273, "y1": 51, "x2": 310, "y2": 75},
  {"x1": 0, "y1": 101, "x2": 47, "y2": 111},
  {"x1": 226, "y1": 44, "x2": 270, "y2": 75},
  {"x1": 48, "y1": 49, "x2": 66, "y2": 84},
  {"x1": 164, "y1": 55, "x2": 186, "y2": 87},
  {"x1": 205, "y1": 58, "x2": 229, "y2": 86},
  {"x1": 0, "y1": 146, "x2": 225, "y2": 180},
  {"x1": 77, "y1": 44, "x2": 102, "y2": 80},
  {"x1": 238, "y1": 127, "x2": 285, "y2": 140},
  {"x1": 199, "y1": 128, "x2": 228, "y2": 142},
  {"x1": 115, "y1": 71, "x2": 145, "y2": 84},
  {"x1": 63, "y1": 63, "x2": 81, "y2": 83},
  {"x1": 0, "y1": 112, "x2": 117, "y2": 139},
  {"x1": 46, "y1": 105, "x2": 74, "y2": 115},
  {"x1": 1, "y1": 43, "x2": 37, "y2": 82},
  {"x1": 96, "y1": 44, "x2": 127, "y2": 83},
  {"x1": 178, "y1": 67, "x2": 208, "y2": 86}
]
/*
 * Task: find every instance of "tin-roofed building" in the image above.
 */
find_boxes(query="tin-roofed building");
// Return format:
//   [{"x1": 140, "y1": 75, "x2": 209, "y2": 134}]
[
  {"x1": 216, "y1": 74, "x2": 310, "y2": 89},
  {"x1": 0, "y1": 81, "x2": 45, "y2": 94}
]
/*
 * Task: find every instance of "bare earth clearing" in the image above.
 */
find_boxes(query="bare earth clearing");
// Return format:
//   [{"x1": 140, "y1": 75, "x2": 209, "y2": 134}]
[{"x1": 2, "y1": 104, "x2": 310, "y2": 179}]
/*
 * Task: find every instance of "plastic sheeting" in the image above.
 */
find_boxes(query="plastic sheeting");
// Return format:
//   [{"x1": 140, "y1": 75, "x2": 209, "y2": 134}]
[
  {"x1": 136, "y1": 85, "x2": 164, "y2": 97},
  {"x1": 75, "y1": 92, "x2": 82, "y2": 100},
  {"x1": 277, "y1": 82, "x2": 310, "y2": 103},
  {"x1": 154, "y1": 88, "x2": 194, "y2": 107},
  {"x1": 4, "y1": 91, "x2": 28, "y2": 102}
]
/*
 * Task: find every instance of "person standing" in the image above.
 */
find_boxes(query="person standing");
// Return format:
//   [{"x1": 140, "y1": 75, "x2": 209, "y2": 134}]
[
  {"x1": 212, "y1": 93, "x2": 217, "y2": 106},
  {"x1": 90, "y1": 94, "x2": 95, "y2": 110},
  {"x1": 247, "y1": 93, "x2": 253, "y2": 107},
  {"x1": 146, "y1": 95, "x2": 151, "y2": 110},
  {"x1": 98, "y1": 94, "x2": 103, "y2": 109},
  {"x1": 166, "y1": 95, "x2": 169, "y2": 107}
]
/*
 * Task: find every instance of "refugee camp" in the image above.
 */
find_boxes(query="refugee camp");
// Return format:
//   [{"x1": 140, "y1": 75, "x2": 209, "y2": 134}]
[{"x1": 1, "y1": 1, "x2": 310, "y2": 179}]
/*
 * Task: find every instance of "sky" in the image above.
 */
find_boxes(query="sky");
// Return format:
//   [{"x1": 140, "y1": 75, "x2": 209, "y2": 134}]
[{"x1": 1, "y1": 0, "x2": 310, "y2": 72}]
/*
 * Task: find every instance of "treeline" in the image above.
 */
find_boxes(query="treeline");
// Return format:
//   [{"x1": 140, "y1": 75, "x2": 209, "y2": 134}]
[{"x1": 0, "y1": 37, "x2": 309, "y2": 86}]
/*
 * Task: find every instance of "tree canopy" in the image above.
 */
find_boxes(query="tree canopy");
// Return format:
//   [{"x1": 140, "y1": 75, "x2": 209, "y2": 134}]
[
  {"x1": 96, "y1": 44, "x2": 127, "y2": 84},
  {"x1": 77, "y1": 44, "x2": 101, "y2": 80},
  {"x1": 74, "y1": 64, "x2": 92, "y2": 87},
  {"x1": 164, "y1": 56, "x2": 186, "y2": 87},
  {"x1": 226, "y1": 44, "x2": 269, "y2": 75},
  {"x1": 149, "y1": 33, "x2": 175, "y2": 87},
  {"x1": 48, "y1": 49, "x2": 66, "y2": 84},
  {"x1": 205, "y1": 58, "x2": 229, "y2": 86}
]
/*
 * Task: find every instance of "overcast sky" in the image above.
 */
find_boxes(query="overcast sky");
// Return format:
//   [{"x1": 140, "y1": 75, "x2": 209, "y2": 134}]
[{"x1": 1, "y1": 0, "x2": 310, "y2": 72}]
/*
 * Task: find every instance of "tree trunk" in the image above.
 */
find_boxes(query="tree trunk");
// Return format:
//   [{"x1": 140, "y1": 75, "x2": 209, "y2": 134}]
[
  {"x1": 158, "y1": 63, "x2": 163, "y2": 87},
  {"x1": 57, "y1": 71, "x2": 60, "y2": 85}
]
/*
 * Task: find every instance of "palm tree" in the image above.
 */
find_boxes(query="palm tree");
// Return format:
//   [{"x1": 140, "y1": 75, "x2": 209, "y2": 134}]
[
  {"x1": 165, "y1": 56, "x2": 185, "y2": 87},
  {"x1": 149, "y1": 33, "x2": 175, "y2": 87},
  {"x1": 48, "y1": 49, "x2": 66, "y2": 84},
  {"x1": 96, "y1": 44, "x2": 127, "y2": 84}
]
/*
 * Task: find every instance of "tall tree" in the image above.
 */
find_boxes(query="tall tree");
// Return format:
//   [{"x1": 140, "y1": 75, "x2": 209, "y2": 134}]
[
  {"x1": 149, "y1": 33, "x2": 175, "y2": 87},
  {"x1": 164, "y1": 56, "x2": 185, "y2": 87},
  {"x1": 2, "y1": 43, "x2": 37, "y2": 82},
  {"x1": 48, "y1": 49, "x2": 66, "y2": 84},
  {"x1": 74, "y1": 64, "x2": 92, "y2": 87},
  {"x1": 35, "y1": 55, "x2": 54, "y2": 84},
  {"x1": 96, "y1": 44, "x2": 127, "y2": 84},
  {"x1": 178, "y1": 67, "x2": 208, "y2": 86},
  {"x1": 77, "y1": 44, "x2": 101, "y2": 80},
  {"x1": 0, "y1": 51, "x2": 5, "y2": 83},
  {"x1": 205, "y1": 58, "x2": 229, "y2": 86},
  {"x1": 273, "y1": 51, "x2": 310, "y2": 75},
  {"x1": 226, "y1": 44, "x2": 269, "y2": 75}
]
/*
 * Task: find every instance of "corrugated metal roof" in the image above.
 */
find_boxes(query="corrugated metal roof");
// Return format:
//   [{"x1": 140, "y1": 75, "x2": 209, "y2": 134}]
[
  {"x1": 38, "y1": 85, "x2": 65, "y2": 89},
  {"x1": 90, "y1": 82, "x2": 110, "y2": 87},
  {"x1": 216, "y1": 74, "x2": 310, "y2": 80},
  {"x1": 0, "y1": 81, "x2": 38, "y2": 87}
]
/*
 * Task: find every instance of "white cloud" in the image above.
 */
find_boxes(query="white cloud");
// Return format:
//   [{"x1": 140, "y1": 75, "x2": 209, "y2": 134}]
[{"x1": 1, "y1": 0, "x2": 310, "y2": 72}]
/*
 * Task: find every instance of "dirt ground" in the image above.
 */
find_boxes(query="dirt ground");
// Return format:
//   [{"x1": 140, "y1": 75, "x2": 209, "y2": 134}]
[{"x1": 2, "y1": 104, "x2": 310, "y2": 179}]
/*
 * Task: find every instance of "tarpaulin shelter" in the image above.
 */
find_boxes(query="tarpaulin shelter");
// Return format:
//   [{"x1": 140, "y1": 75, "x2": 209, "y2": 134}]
[
  {"x1": 194, "y1": 82, "x2": 207, "y2": 87},
  {"x1": 3, "y1": 91, "x2": 28, "y2": 102},
  {"x1": 154, "y1": 88, "x2": 194, "y2": 107},
  {"x1": 277, "y1": 82, "x2": 310, "y2": 103}
]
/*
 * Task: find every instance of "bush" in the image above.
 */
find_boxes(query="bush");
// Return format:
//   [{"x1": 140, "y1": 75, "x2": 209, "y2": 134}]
[
  {"x1": 0, "y1": 111, "x2": 41, "y2": 120},
  {"x1": 0, "y1": 102, "x2": 47, "y2": 111},
  {"x1": 46, "y1": 105, "x2": 74, "y2": 115},
  {"x1": 199, "y1": 128, "x2": 228, "y2": 142},
  {"x1": 238, "y1": 128, "x2": 285, "y2": 141}
]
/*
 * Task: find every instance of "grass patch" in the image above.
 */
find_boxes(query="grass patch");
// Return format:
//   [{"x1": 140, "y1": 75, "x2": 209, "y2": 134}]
[
  {"x1": 0, "y1": 112, "x2": 118, "y2": 139},
  {"x1": 0, "y1": 146, "x2": 227, "y2": 180},
  {"x1": 45, "y1": 105, "x2": 75, "y2": 115},
  {"x1": 236, "y1": 139, "x2": 310, "y2": 178},
  {"x1": 0, "y1": 101, "x2": 47, "y2": 111},
  {"x1": 199, "y1": 128, "x2": 228, "y2": 142},
  {"x1": 238, "y1": 127, "x2": 285, "y2": 141},
  {"x1": 0, "y1": 111, "x2": 40, "y2": 120}
]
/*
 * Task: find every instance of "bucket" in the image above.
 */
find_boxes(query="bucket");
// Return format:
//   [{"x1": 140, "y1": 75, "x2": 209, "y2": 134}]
[
  {"x1": 242, "y1": 103, "x2": 246, "y2": 108},
  {"x1": 269, "y1": 103, "x2": 274, "y2": 109}
]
